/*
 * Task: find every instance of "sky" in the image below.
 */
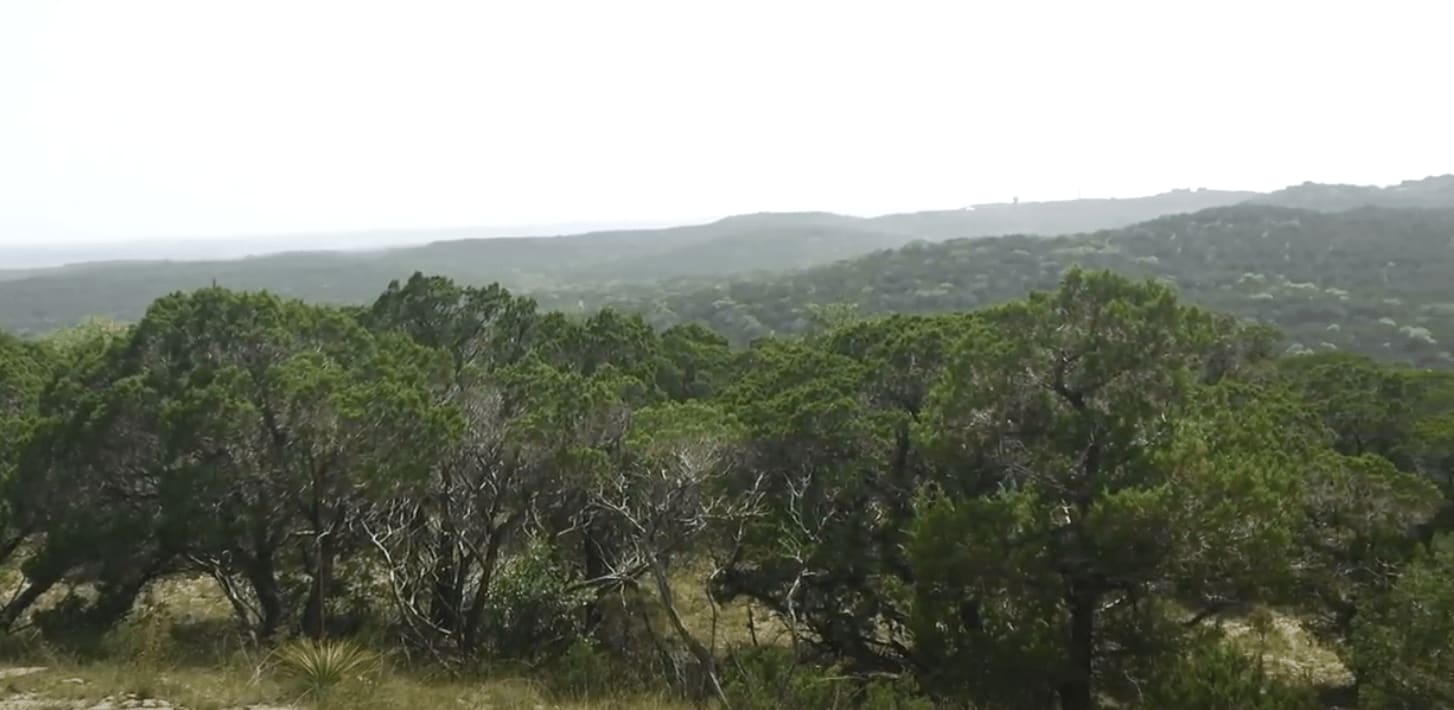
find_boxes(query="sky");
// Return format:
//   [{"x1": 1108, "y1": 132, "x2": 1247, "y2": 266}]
[{"x1": 2, "y1": 0, "x2": 1452, "y2": 246}]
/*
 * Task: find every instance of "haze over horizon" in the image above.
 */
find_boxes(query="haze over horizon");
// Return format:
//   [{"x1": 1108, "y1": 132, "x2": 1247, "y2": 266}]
[{"x1": 4, "y1": 0, "x2": 1452, "y2": 249}]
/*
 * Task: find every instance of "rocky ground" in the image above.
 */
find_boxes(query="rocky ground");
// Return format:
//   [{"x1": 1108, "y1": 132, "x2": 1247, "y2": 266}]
[{"x1": 0, "y1": 668, "x2": 293, "y2": 710}]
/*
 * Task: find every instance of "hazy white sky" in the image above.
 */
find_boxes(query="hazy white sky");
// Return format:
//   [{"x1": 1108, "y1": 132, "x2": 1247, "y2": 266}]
[{"x1": 2, "y1": 0, "x2": 1451, "y2": 245}]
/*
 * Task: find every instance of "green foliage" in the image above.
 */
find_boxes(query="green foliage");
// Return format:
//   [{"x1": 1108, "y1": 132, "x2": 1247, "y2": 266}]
[
  {"x1": 909, "y1": 270, "x2": 1318, "y2": 709},
  {"x1": 1279, "y1": 352, "x2": 1418, "y2": 465},
  {"x1": 720, "y1": 647, "x2": 858, "y2": 710},
  {"x1": 1351, "y1": 534, "x2": 1454, "y2": 709},
  {"x1": 1141, "y1": 632, "x2": 1318, "y2": 710},
  {"x1": 2, "y1": 266, "x2": 1452, "y2": 707},
  {"x1": 479, "y1": 540, "x2": 593, "y2": 662},
  {"x1": 556, "y1": 204, "x2": 1454, "y2": 367},
  {"x1": 543, "y1": 639, "x2": 624, "y2": 699},
  {"x1": 0, "y1": 332, "x2": 49, "y2": 555},
  {"x1": 274, "y1": 638, "x2": 381, "y2": 696},
  {"x1": 720, "y1": 647, "x2": 934, "y2": 710}
]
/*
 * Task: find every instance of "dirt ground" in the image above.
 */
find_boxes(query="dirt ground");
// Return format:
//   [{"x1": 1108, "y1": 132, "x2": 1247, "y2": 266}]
[{"x1": 0, "y1": 668, "x2": 293, "y2": 710}]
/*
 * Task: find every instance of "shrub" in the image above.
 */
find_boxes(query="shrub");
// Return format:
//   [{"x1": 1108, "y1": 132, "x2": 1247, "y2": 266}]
[
  {"x1": 479, "y1": 540, "x2": 593, "y2": 662},
  {"x1": 543, "y1": 638, "x2": 620, "y2": 699},
  {"x1": 1142, "y1": 633, "x2": 1317, "y2": 710},
  {"x1": 720, "y1": 647, "x2": 932, "y2": 710},
  {"x1": 274, "y1": 638, "x2": 381, "y2": 696}
]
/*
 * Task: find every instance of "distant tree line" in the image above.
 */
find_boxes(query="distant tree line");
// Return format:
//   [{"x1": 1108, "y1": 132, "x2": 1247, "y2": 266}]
[{"x1": 539, "y1": 206, "x2": 1454, "y2": 369}]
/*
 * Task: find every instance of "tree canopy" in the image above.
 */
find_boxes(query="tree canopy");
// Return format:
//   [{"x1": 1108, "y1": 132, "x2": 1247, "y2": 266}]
[{"x1": 1, "y1": 269, "x2": 1451, "y2": 708}]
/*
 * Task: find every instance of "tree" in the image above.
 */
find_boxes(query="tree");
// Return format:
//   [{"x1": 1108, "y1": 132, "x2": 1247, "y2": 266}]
[
  {"x1": 75, "y1": 287, "x2": 455, "y2": 640},
  {"x1": 589, "y1": 402, "x2": 761, "y2": 705},
  {"x1": 715, "y1": 334, "x2": 925, "y2": 673},
  {"x1": 360, "y1": 276, "x2": 643, "y2": 657},
  {"x1": 362, "y1": 357, "x2": 627, "y2": 656},
  {"x1": 1278, "y1": 353, "x2": 1417, "y2": 467},
  {"x1": 654, "y1": 324, "x2": 732, "y2": 401},
  {"x1": 909, "y1": 269, "x2": 1305, "y2": 710},
  {"x1": 0, "y1": 332, "x2": 49, "y2": 565},
  {"x1": 2, "y1": 328, "x2": 176, "y2": 632},
  {"x1": 1296, "y1": 452, "x2": 1441, "y2": 650},
  {"x1": 1352, "y1": 534, "x2": 1454, "y2": 708}
]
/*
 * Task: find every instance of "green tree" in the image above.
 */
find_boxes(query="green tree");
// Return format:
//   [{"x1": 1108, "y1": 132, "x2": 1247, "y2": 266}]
[
  {"x1": 715, "y1": 335, "x2": 924, "y2": 673},
  {"x1": 654, "y1": 323, "x2": 732, "y2": 401},
  {"x1": 1297, "y1": 452, "x2": 1441, "y2": 650},
  {"x1": 909, "y1": 269, "x2": 1303, "y2": 710},
  {"x1": 0, "y1": 332, "x2": 52, "y2": 565},
  {"x1": 589, "y1": 401, "x2": 756, "y2": 704},
  {"x1": 1352, "y1": 534, "x2": 1454, "y2": 708},
  {"x1": 85, "y1": 287, "x2": 454, "y2": 639},
  {"x1": 1279, "y1": 352, "x2": 1417, "y2": 467}
]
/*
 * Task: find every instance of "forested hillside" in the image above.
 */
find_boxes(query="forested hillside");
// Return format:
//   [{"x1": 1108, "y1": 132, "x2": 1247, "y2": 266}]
[
  {"x1": 0, "y1": 188, "x2": 1255, "y2": 334},
  {"x1": 3, "y1": 271, "x2": 1454, "y2": 708},
  {"x1": 549, "y1": 204, "x2": 1454, "y2": 367},
  {"x1": 1255, "y1": 174, "x2": 1454, "y2": 211}
]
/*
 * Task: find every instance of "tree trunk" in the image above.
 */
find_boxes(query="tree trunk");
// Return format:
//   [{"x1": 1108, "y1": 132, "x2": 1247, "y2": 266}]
[
  {"x1": 429, "y1": 526, "x2": 462, "y2": 632},
  {"x1": 650, "y1": 558, "x2": 730, "y2": 709},
  {"x1": 0, "y1": 527, "x2": 32, "y2": 568},
  {"x1": 302, "y1": 534, "x2": 334, "y2": 639},
  {"x1": 86, "y1": 558, "x2": 167, "y2": 630},
  {"x1": 0, "y1": 569, "x2": 62, "y2": 631},
  {"x1": 303, "y1": 489, "x2": 345, "y2": 639},
  {"x1": 583, "y1": 523, "x2": 608, "y2": 634},
  {"x1": 244, "y1": 550, "x2": 285, "y2": 641},
  {"x1": 1058, "y1": 588, "x2": 1097, "y2": 710},
  {"x1": 460, "y1": 527, "x2": 507, "y2": 652}
]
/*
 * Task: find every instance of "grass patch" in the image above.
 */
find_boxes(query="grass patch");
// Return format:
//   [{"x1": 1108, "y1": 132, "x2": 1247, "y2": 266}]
[{"x1": 0, "y1": 659, "x2": 694, "y2": 709}]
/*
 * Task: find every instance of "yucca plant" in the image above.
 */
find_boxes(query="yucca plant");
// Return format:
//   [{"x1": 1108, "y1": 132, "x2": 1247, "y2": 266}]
[{"x1": 274, "y1": 638, "x2": 381, "y2": 696}]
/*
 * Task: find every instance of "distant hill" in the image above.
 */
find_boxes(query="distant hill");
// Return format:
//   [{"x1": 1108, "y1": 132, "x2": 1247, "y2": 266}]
[
  {"x1": 546, "y1": 204, "x2": 1454, "y2": 367},
  {"x1": 0, "y1": 187, "x2": 1257, "y2": 334},
  {"x1": 1254, "y1": 174, "x2": 1454, "y2": 211},
  {"x1": 0, "y1": 220, "x2": 685, "y2": 270}
]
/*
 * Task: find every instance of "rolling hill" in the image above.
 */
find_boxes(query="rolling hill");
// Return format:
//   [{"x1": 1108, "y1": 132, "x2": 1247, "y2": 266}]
[
  {"x1": 543, "y1": 203, "x2": 1454, "y2": 367},
  {"x1": 0, "y1": 188, "x2": 1256, "y2": 334},
  {"x1": 2, "y1": 175, "x2": 1452, "y2": 353}
]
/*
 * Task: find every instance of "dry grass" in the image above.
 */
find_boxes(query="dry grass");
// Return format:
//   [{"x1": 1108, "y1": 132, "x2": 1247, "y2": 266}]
[
  {"x1": 1220, "y1": 608, "x2": 1353, "y2": 689},
  {"x1": 0, "y1": 567, "x2": 704, "y2": 709},
  {"x1": 0, "y1": 661, "x2": 289, "y2": 709},
  {"x1": 1, "y1": 559, "x2": 1358, "y2": 709},
  {"x1": 657, "y1": 557, "x2": 792, "y2": 653},
  {"x1": 0, "y1": 661, "x2": 694, "y2": 709}
]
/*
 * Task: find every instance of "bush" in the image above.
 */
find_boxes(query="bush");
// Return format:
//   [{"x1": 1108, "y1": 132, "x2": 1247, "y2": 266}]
[
  {"x1": 542, "y1": 638, "x2": 622, "y2": 699},
  {"x1": 721, "y1": 647, "x2": 933, "y2": 710},
  {"x1": 722, "y1": 647, "x2": 853, "y2": 710},
  {"x1": 1142, "y1": 633, "x2": 1318, "y2": 710},
  {"x1": 860, "y1": 676, "x2": 937, "y2": 710},
  {"x1": 479, "y1": 540, "x2": 593, "y2": 662}
]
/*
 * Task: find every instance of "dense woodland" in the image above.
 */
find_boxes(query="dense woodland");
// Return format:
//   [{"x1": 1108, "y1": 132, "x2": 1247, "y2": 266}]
[
  {"x1": 4, "y1": 268, "x2": 1454, "y2": 709},
  {"x1": 551, "y1": 204, "x2": 1454, "y2": 367}
]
